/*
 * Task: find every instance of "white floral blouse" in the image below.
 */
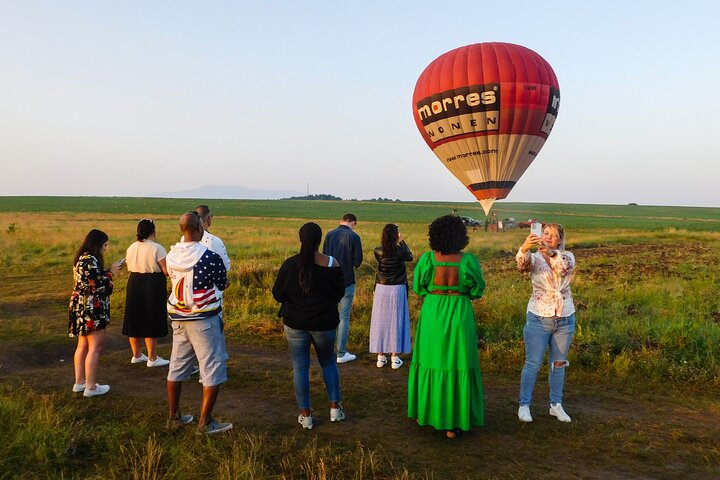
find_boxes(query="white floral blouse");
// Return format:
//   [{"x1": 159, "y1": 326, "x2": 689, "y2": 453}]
[{"x1": 515, "y1": 248, "x2": 576, "y2": 318}]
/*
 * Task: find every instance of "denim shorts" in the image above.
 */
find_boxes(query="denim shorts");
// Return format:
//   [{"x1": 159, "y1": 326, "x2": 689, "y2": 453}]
[{"x1": 167, "y1": 315, "x2": 228, "y2": 386}]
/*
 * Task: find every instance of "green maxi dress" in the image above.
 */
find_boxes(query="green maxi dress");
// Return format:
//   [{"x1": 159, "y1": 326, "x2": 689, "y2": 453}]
[{"x1": 408, "y1": 251, "x2": 486, "y2": 431}]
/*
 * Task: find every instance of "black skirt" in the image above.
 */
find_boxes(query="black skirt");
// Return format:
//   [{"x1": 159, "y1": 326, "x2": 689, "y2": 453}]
[{"x1": 122, "y1": 272, "x2": 169, "y2": 338}]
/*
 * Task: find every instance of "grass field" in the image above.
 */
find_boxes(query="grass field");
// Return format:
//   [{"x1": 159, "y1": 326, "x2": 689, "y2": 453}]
[
  {"x1": 2, "y1": 196, "x2": 720, "y2": 230},
  {"x1": 0, "y1": 198, "x2": 719, "y2": 479}
]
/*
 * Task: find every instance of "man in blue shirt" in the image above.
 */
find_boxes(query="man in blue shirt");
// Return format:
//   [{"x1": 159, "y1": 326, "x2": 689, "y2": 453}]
[{"x1": 322, "y1": 213, "x2": 363, "y2": 363}]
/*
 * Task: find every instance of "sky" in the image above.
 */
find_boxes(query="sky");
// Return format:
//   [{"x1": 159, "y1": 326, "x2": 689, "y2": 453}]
[{"x1": 1, "y1": 1, "x2": 719, "y2": 207}]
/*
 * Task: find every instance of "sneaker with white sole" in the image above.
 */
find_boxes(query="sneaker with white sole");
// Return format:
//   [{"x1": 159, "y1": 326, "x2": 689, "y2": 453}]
[
  {"x1": 336, "y1": 352, "x2": 356, "y2": 364},
  {"x1": 83, "y1": 384, "x2": 110, "y2": 397},
  {"x1": 147, "y1": 356, "x2": 170, "y2": 368},
  {"x1": 197, "y1": 417, "x2": 233, "y2": 435},
  {"x1": 391, "y1": 356, "x2": 403, "y2": 369},
  {"x1": 166, "y1": 413, "x2": 194, "y2": 429},
  {"x1": 131, "y1": 353, "x2": 149, "y2": 364},
  {"x1": 72, "y1": 383, "x2": 86, "y2": 393},
  {"x1": 298, "y1": 413, "x2": 313, "y2": 430},
  {"x1": 330, "y1": 406, "x2": 346, "y2": 422},
  {"x1": 518, "y1": 405, "x2": 533, "y2": 422},
  {"x1": 376, "y1": 355, "x2": 387, "y2": 368},
  {"x1": 549, "y1": 403, "x2": 571, "y2": 422}
]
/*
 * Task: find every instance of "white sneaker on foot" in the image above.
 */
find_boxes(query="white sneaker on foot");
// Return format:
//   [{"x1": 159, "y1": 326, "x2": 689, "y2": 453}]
[
  {"x1": 131, "y1": 353, "x2": 148, "y2": 364},
  {"x1": 518, "y1": 405, "x2": 533, "y2": 422},
  {"x1": 197, "y1": 416, "x2": 233, "y2": 435},
  {"x1": 298, "y1": 413, "x2": 313, "y2": 430},
  {"x1": 72, "y1": 383, "x2": 86, "y2": 393},
  {"x1": 167, "y1": 413, "x2": 194, "y2": 429},
  {"x1": 391, "y1": 356, "x2": 403, "y2": 369},
  {"x1": 376, "y1": 355, "x2": 387, "y2": 368},
  {"x1": 336, "y1": 352, "x2": 356, "y2": 364},
  {"x1": 83, "y1": 384, "x2": 110, "y2": 397},
  {"x1": 549, "y1": 403, "x2": 571, "y2": 422},
  {"x1": 330, "y1": 406, "x2": 346, "y2": 422},
  {"x1": 147, "y1": 356, "x2": 170, "y2": 367}
]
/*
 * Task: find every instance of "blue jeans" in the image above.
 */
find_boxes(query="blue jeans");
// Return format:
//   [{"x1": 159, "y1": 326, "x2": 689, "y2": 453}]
[
  {"x1": 519, "y1": 312, "x2": 575, "y2": 406},
  {"x1": 337, "y1": 284, "x2": 355, "y2": 356},
  {"x1": 284, "y1": 325, "x2": 341, "y2": 410}
]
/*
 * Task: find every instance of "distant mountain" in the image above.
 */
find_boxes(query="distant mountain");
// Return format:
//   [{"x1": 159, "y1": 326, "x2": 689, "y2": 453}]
[{"x1": 155, "y1": 184, "x2": 304, "y2": 200}]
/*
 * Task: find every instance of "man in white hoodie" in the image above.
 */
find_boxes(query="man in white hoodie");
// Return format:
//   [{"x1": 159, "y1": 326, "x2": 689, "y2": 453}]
[{"x1": 166, "y1": 211, "x2": 231, "y2": 435}]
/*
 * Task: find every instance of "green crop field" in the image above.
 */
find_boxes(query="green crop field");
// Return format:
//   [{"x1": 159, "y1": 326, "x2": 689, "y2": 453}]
[
  {"x1": 1, "y1": 197, "x2": 719, "y2": 479},
  {"x1": 2, "y1": 196, "x2": 719, "y2": 230}
]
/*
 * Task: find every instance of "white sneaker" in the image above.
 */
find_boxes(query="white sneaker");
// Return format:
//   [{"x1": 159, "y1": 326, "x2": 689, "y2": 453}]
[
  {"x1": 147, "y1": 356, "x2": 170, "y2": 368},
  {"x1": 518, "y1": 405, "x2": 533, "y2": 422},
  {"x1": 72, "y1": 383, "x2": 86, "y2": 393},
  {"x1": 391, "y1": 356, "x2": 403, "y2": 369},
  {"x1": 330, "y1": 406, "x2": 346, "y2": 422},
  {"x1": 376, "y1": 355, "x2": 387, "y2": 368},
  {"x1": 83, "y1": 384, "x2": 110, "y2": 397},
  {"x1": 298, "y1": 413, "x2": 313, "y2": 430},
  {"x1": 131, "y1": 353, "x2": 148, "y2": 364},
  {"x1": 549, "y1": 403, "x2": 571, "y2": 422},
  {"x1": 336, "y1": 352, "x2": 356, "y2": 364}
]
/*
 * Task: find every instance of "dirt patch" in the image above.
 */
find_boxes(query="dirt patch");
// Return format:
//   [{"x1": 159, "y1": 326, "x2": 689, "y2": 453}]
[{"x1": 2, "y1": 321, "x2": 719, "y2": 479}]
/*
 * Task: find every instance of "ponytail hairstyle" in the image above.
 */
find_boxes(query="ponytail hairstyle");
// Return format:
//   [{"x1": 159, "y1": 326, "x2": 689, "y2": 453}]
[
  {"x1": 381, "y1": 223, "x2": 399, "y2": 257},
  {"x1": 298, "y1": 222, "x2": 322, "y2": 294},
  {"x1": 73, "y1": 229, "x2": 109, "y2": 268}
]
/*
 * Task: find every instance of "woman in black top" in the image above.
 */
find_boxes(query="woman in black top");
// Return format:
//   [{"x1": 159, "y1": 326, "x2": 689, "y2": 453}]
[
  {"x1": 272, "y1": 222, "x2": 346, "y2": 430},
  {"x1": 369, "y1": 224, "x2": 413, "y2": 369}
]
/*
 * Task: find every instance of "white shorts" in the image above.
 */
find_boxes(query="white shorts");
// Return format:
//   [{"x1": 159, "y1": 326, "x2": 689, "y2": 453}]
[{"x1": 167, "y1": 315, "x2": 228, "y2": 386}]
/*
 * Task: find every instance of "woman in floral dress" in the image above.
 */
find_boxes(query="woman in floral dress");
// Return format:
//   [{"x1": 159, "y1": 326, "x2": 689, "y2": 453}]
[{"x1": 68, "y1": 229, "x2": 124, "y2": 397}]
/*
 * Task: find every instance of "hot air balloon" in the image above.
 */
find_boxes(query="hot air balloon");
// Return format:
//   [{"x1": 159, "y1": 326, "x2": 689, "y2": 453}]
[{"x1": 412, "y1": 42, "x2": 560, "y2": 214}]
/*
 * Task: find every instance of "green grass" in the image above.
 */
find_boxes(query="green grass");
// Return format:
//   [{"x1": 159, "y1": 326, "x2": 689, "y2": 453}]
[
  {"x1": 1, "y1": 200, "x2": 720, "y2": 478},
  {"x1": 2, "y1": 196, "x2": 719, "y2": 230},
  {"x1": 0, "y1": 386, "x2": 424, "y2": 480}
]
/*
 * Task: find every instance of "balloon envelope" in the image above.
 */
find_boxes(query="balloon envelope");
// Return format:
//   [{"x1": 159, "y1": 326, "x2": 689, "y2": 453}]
[{"x1": 412, "y1": 42, "x2": 560, "y2": 214}]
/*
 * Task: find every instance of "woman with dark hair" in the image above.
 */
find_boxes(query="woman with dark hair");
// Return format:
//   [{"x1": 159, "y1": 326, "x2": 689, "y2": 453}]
[
  {"x1": 369, "y1": 224, "x2": 413, "y2": 369},
  {"x1": 123, "y1": 219, "x2": 170, "y2": 367},
  {"x1": 515, "y1": 223, "x2": 576, "y2": 423},
  {"x1": 68, "y1": 229, "x2": 124, "y2": 397},
  {"x1": 408, "y1": 215, "x2": 485, "y2": 438},
  {"x1": 272, "y1": 222, "x2": 346, "y2": 430}
]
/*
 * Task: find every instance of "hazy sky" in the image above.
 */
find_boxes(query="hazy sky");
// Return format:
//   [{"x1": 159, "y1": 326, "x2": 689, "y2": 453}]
[{"x1": 2, "y1": 1, "x2": 719, "y2": 207}]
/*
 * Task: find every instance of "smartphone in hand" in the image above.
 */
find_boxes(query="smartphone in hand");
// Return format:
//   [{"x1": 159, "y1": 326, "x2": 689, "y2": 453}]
[{"x1": 530, "y1": 221, "x2": 543, "y2": 237}]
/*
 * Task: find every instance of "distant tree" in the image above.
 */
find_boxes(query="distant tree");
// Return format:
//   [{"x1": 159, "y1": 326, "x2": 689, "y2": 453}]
[
  {"x1": 361, "y1": 197, "x2": 394, "y2": 202},
  {"x1": 283, "y1": 194, "x2": 343, "y2": 201}
]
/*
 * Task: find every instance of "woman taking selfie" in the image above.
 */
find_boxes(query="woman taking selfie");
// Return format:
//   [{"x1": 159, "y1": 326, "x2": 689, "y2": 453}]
[
  {"x1": 68, "y1": 229, "x2": 124, "y2": 397},
  {"x1": 515, "y1": 222, "x2": 576, "y2": 423}
]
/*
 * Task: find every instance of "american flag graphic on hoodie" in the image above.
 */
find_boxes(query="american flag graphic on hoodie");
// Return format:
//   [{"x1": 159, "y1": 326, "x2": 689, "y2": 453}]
[{"x1": 168, "y1": 249, "x2": 227, "y2": 320}]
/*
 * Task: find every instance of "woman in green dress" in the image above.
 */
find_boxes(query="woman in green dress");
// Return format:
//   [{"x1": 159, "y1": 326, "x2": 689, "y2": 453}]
[{"x1": 408, "y1": 215, "x2": 485, "y2": 438}]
